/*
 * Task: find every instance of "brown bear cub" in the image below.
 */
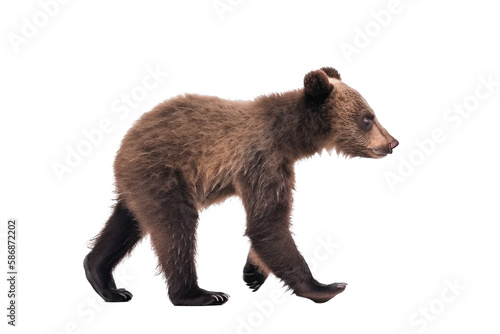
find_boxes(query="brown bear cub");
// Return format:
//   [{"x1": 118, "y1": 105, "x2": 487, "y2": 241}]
[{"x1": 84, "y1": 67, "x2": 398, "y2": 306}]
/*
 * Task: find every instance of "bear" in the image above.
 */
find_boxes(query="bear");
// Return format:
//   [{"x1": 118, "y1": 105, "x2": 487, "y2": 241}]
[{"x1": 84, "y1": 67, "x2": 398, "y2": 306}]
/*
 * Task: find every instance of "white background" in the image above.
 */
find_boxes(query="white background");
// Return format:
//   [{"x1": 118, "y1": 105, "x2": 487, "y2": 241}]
[{"x1": 1, "y1": 0, "x2": 499, "y2": 333}]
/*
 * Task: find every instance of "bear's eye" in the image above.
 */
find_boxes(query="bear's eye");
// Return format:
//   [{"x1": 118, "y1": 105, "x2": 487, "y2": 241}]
[{"x1": 363, "y1": 116, "x2": 374, "y2": 131}]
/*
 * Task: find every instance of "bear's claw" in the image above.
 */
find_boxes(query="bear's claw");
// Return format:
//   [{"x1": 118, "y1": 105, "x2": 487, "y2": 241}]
[
  {"x1": 171, "y1": 288, "x2": 230, "y2": 306},
  {"x1": 294, "y1": 280, "x2": 347, "y2": 303},
  {"x1": 243, "y1": 262, "x2": 268, "y2": 292}
]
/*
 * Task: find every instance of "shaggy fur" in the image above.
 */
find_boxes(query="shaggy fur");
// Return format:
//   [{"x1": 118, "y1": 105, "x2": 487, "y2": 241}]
[{"x1": 84, "y1": 67, "x2": 398, "y2": 305}]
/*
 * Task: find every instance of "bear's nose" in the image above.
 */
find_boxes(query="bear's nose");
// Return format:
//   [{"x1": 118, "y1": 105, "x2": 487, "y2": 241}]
[{"x1": 389, "y1": 139, "x2": 399, "y2": 153}]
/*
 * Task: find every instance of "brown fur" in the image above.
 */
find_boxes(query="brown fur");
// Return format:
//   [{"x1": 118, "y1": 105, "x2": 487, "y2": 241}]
[{"x1": 84, "y1": 67, "x2": 398, "y2": 305}]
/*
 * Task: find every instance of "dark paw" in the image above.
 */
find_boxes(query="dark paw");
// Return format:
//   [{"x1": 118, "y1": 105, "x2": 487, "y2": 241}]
[
  {"x1": 171, "y1": 288, "x2": 229, "y2": 306},
  {"x1": 295, "y1": 281, "x2": 347, "y2": 303},
  {"x1": 84, "y1": 254, "x2": 133, "y2": 302},
  {"x1": 331, "y1": 282, "x2": 347, "y2": 293},
  {"x1": 101, "y1": 288, "x2": 133, "y2": 302},
  {"x1": 243, "y1": 262, "x2": 268, "y2": 292}
]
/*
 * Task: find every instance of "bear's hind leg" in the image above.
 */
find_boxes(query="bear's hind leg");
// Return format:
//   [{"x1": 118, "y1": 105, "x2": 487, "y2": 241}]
[
  {"x1": 142, "y1": 169, "x2": 229, "y2": 306},
  {"x1": 84, "y1": 201, "x2": 142, "y2": 302}
]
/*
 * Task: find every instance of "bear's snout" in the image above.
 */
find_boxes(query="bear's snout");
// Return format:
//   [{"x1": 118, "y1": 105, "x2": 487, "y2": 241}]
[{"x1": 388, "y1": 139, "x2": 399, "y2": 153}]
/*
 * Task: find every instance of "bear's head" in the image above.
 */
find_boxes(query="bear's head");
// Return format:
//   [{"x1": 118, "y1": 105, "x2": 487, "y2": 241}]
[{"x1": 304, "y1": 67, "x2": 398, "y2": 159}]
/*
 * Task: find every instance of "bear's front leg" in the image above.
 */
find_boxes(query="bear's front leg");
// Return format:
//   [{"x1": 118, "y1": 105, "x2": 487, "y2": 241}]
[
  {"x1": 243, "y1": 248, "x2": 270, "y2": 292},
  {"x1": 237, "y1": 163, "x2": 346, "y2": 303},
  {"x1": 246, "y1": 226, "x2": 346, "y2": 303}
]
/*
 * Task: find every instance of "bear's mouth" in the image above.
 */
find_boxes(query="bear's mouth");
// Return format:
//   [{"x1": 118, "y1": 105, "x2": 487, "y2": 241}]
[
  {"x1": 371, "y1": 150, "x2": 388, "y2": 158},
  {"x1": 371, "y1": 141, "x2": 398, "y2": 158},
  {"x1": 370, "y1": 146, "x2": 391, "y2": 158}
]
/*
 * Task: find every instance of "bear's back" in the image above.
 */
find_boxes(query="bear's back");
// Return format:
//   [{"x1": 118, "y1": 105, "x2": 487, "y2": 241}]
[{"x1": 113, "y1": 94, "x2": 270, "y2": 197}]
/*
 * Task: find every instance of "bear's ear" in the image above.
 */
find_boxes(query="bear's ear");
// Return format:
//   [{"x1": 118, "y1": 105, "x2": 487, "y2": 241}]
[
  {"x1": 320, "y1": 67, "x2": 341, "y2": 80},
  {"x1": 304, "y1": 70, "x2": 332, "y2": 98}
]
